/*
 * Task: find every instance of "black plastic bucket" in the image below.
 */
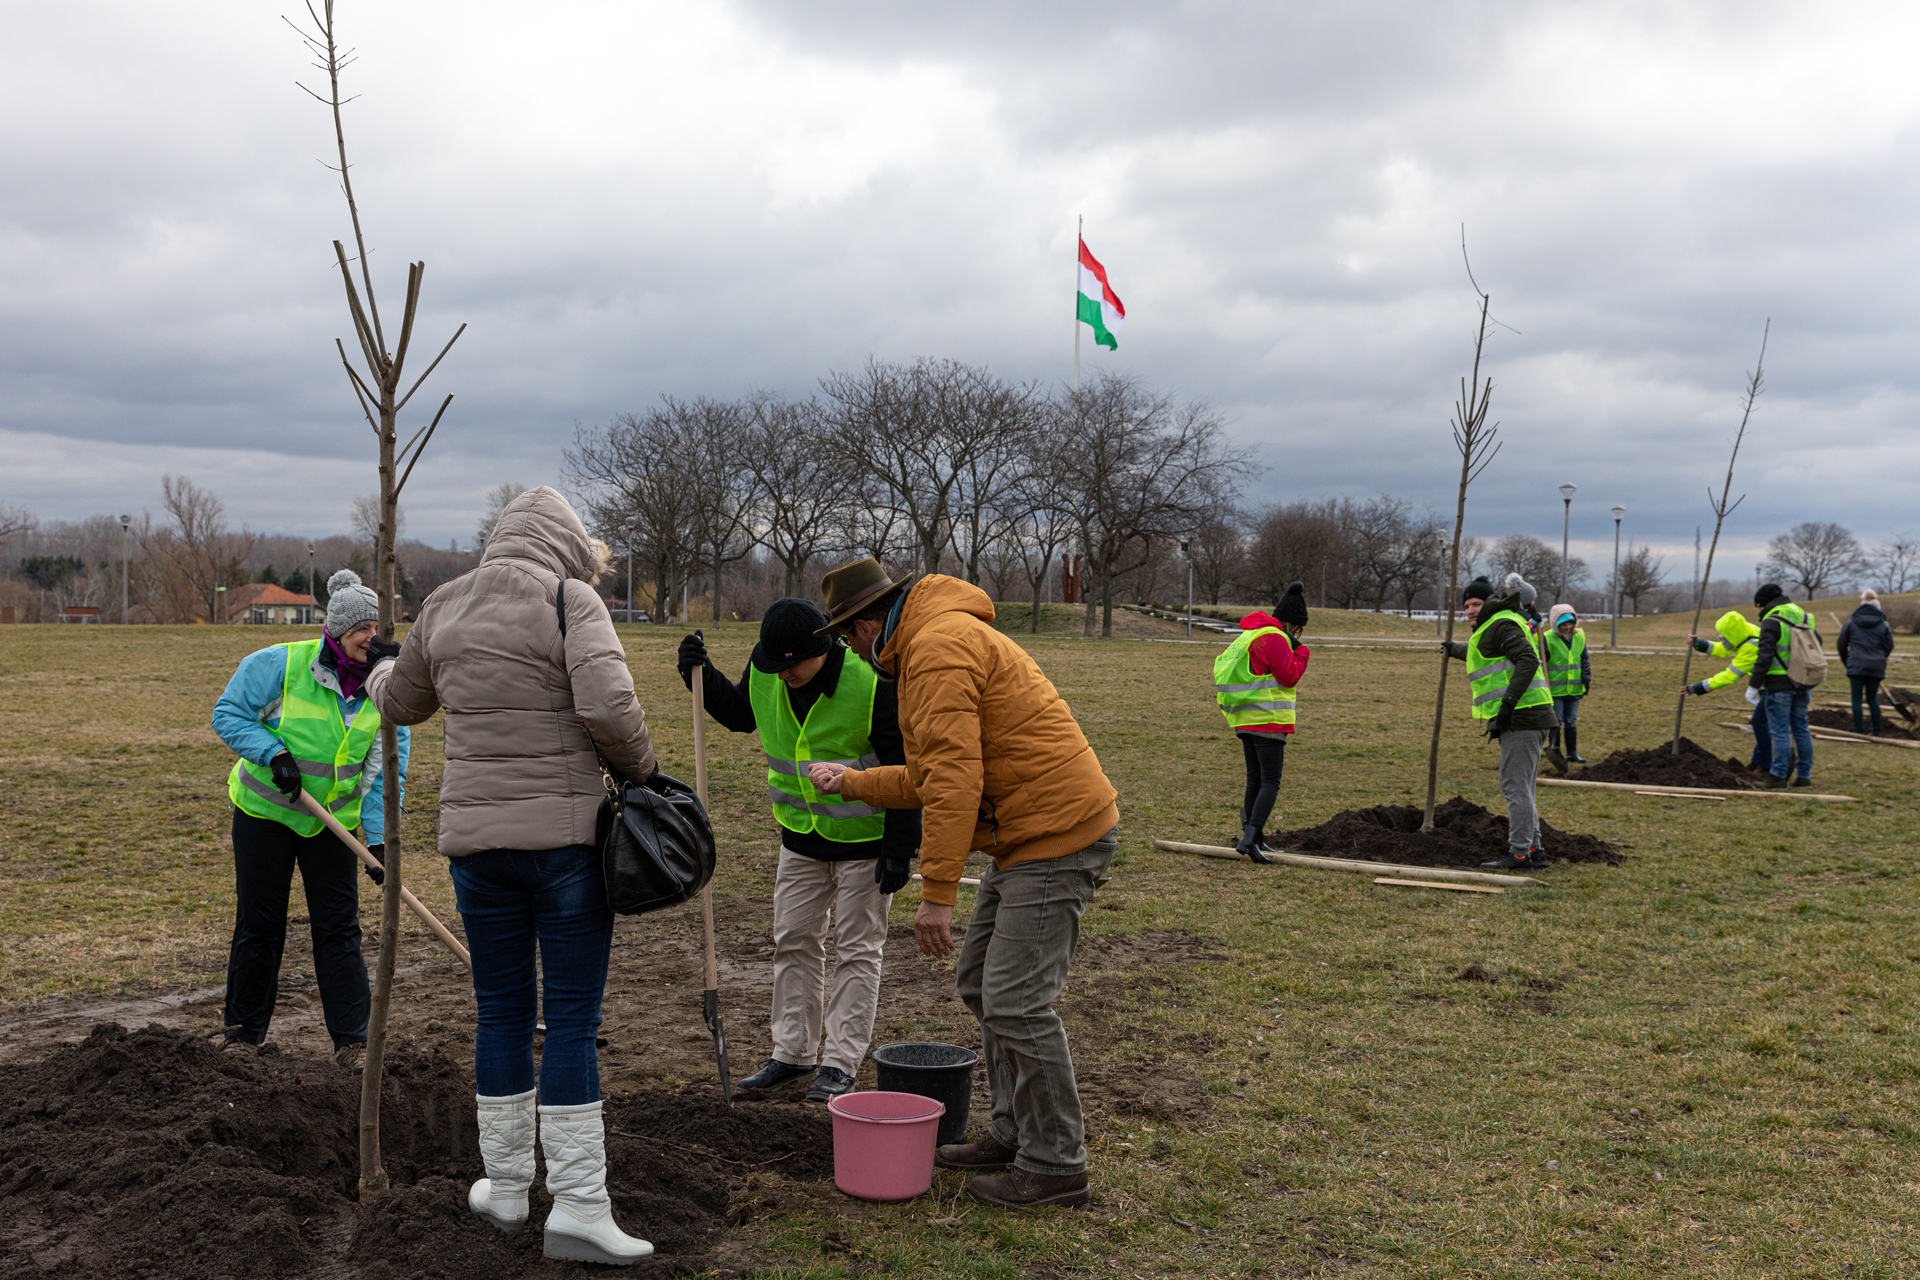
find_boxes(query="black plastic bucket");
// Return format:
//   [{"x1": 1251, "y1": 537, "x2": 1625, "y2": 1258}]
[{"x1": 872, "y1": 1041, "x2": 978, "y2": 1147}]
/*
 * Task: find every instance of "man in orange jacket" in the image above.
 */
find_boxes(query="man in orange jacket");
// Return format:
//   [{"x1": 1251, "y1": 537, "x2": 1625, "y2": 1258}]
[{"x1": 806, "y1": 557, "x2": 1118, "y2": 1210}]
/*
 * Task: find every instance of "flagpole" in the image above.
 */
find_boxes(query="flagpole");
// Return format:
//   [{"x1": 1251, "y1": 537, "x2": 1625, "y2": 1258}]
[{"x1": 1073, "y1": 214, "x2": 1082, "y2": 406}]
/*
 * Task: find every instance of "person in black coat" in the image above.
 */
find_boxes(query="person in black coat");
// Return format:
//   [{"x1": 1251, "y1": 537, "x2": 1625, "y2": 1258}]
[{"x1": 1837, "y1": 589, "x2": 1895, "y2": 735}]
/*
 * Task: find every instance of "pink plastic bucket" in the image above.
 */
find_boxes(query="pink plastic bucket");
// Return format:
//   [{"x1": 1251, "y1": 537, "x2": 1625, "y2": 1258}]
[{"x1": 827, "y1": 1090, "x2": 946, "y2": 1202}]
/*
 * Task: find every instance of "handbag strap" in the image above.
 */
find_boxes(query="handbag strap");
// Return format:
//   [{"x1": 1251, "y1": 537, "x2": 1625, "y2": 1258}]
[{"x1": 555, "y1": 578, "x2": 623, "y2": 800}]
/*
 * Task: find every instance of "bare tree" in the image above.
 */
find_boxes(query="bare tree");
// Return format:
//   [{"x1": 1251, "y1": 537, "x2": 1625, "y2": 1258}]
[
  {"x1": 1765, "y1": 521, "x2": 1864, "y2": 600},
  {"x1": 741, "y1": 395, "x2": 854, "y2": 598},
  {"x1": 0, "y1": 502, "x2": 35, "y2": 543},
  {"x1": 475, "y1": 482, "x2": 525, "y2": 548},
  {"x1": 1613, "y1": 544, "x2": 1664, "y2": 615},
  {"x1": 680, "y1": 397, "x2": 760, "y2": 622},
  {"x1": 567, "y1": 408, "x2": 699, "y2": 621},
  {"x1": 1186, "y1": 493, "x2": 1246, "y2": 606},
  {"x1": 293, "y1": 0, "x2": 464, "y2": 1193},
  {"x1": 1001, "y1": 434, "x2": 1076, "y2": 632},
  {"x1": 1061, "y1": 372, "x2": 1254, "y2": 637},
  {"x1": 1488, "y1": 534, "x2": 1559, "y2": 590},
  {"x1": 1241, "y1": 500, "x2": 1346, "y2": 608},
  {"x1": 351, "y1": 494, "x2": 406, "y2": 549},
  {"x1": 144, "y1": 475, "x2": 258, "y2": 622},
  {"x1": 1423, "y1": 236, "x2": 1505, "y2": 832},
  {"x1": 1394, "y1": 513, "x2": 1448, "y2": 614},
  {"x1": 1673, "y1": 322, "x2": 1767, "y2": 755},
  {"x1": 1867, "y1": 533, "x2": 1920, "y2": 594}
]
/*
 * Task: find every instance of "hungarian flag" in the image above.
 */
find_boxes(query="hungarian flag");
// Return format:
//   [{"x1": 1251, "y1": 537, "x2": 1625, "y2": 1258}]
[{"x1": 1077, "y1": 237, "x2": 1125, "y2": 350}]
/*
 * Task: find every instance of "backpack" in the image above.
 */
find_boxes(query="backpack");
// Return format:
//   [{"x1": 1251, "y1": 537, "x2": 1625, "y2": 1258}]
[{"x1": 1782, "y1": 614, "x2": 1828, "y2": 689}]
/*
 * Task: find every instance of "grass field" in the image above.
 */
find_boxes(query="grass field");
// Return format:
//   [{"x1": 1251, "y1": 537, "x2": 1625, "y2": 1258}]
[{"x1": 3, "y1": 604, "x2": 1919, "y2": 1277}]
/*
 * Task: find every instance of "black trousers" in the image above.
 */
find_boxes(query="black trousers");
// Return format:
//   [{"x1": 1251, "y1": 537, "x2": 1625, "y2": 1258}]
[
  {"x1": 224, "y1": 809, "x2": 369, "y2": 1050},
  {"x1": 1238, "y1": 732, "x2": 1287, "y2": 833}
]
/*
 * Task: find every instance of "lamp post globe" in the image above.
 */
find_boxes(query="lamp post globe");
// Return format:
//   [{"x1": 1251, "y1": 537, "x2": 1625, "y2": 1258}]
[{"x1": 1557, "y1": 483, "x2": 1578, "y2": 602}]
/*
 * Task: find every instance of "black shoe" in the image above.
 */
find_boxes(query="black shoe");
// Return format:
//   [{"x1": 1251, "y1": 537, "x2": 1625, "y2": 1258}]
[
  {"x1": 1525, "y1": 845, "x2": 1548, "y2": 866},
  {"x1": 806, "y1": 1066, "x2": 855, "y2": 1102},
  {"x1": 1762, "y1": 773, "x2": 1790, "y2": 790},
  {"x1": 1790, "y1": 776, "x2": 1813, "y2": 789},
  {"x1": 1235, "y1": 824, "x2": 1275, "y2": 865},
  {"x1": 1565, "y1": 753, "x2": 1588, "y2": 764},
  {"x1": 738, "y1": 1057, "x2": 816, "y2": 1092},
  {"x1": 1480, "y1": 851, "x2": 1536, "y2": 870}
]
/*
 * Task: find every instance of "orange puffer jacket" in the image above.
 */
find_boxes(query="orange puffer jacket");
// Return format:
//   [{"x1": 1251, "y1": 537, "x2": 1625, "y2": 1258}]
[{"x1": 838, "y1": 575, "x2": 1118, "y2": 906}]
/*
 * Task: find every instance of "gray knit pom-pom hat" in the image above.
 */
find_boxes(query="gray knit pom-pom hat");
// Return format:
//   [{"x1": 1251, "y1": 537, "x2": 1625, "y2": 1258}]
[{"x1": 324, "y1": 569, "x2": 379, "y2": 637}]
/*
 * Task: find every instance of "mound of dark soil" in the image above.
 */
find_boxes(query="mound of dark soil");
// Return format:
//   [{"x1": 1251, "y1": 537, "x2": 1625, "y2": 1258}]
[
  {"x1": 0, "y1": 1023, "x2": 831, "y2": 1279},
  {"x1": 1272, "y1": 795, "x2": 1621, "y2": 867},
  {"x1": 1809, "y1": 707, "x2": 1917, "y2": 740},
  {"x1": 1574, "y1": 736, "x2": 1757, "y2": 790}
]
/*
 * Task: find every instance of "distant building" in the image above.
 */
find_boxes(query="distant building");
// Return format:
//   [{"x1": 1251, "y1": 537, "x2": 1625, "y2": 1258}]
[{"x1": 226, "y1": 583, "x2": 318, "y2": 625}]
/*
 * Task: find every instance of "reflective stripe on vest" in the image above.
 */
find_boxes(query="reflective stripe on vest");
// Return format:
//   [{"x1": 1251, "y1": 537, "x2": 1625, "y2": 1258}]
[
  {"x1": 748, "y1": 653, "x2": 887, "y2": 842},
  {"x1": 1544, "y1": 629, "x2": 1586, "y2": 697},
  {"x1": 1213, "y1": 626, "x2": 1297, "y2": 729},
  {"x1": 226, "y1": 640, "x2": 380, "y2": 837},
  {"x1": 1465, "y1": 610, "x2": 1552, "y2": 719},
  {"x1": 1762, "y1": 601, "x2": 1808, "y2": 676}
]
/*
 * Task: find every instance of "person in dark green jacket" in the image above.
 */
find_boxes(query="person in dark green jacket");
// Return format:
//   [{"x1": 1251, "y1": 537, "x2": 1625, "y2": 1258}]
[{"x1": 1443, "y1": 574, "x2": 1560, "y2": 869}]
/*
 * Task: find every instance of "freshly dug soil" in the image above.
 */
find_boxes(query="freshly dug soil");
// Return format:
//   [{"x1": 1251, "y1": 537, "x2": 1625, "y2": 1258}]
[
  {"x1": 1272, "y1": 795, "x2": 1621, "y2": 867},
  {"x1": 1574, "y1": 736, "x2": 1758, "y2": 790},
  {"x1": 0, "y1": 1023, "x2": 830, "y2": 1278},
  {"x1": 1809, "y1": 707, "x2": 1918, "y2": 741}
]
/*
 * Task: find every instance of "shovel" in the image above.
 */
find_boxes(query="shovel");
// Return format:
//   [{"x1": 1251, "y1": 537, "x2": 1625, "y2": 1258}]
[
  {"x1": 691, "y1": 660, "x2": 733, "y2": 1104},
  {"x1": 296, "y1": 790, "x2": 471, "y2": 970}
]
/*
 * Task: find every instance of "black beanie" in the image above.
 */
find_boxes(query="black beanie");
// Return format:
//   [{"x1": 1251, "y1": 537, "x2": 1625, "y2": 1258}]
[
  {"x1": 1462, "y1": 577, "x2": 1494, "y2": 603},
  {"x1": 751, "y1": 598, "x2": 833, "y2": 673},
  {"x1": 1753, "y1": 582, "x2": 1785, "y2": 609},
  {"x1": 1274, "y1": 581, "x2": 1308, "y2": 626}
]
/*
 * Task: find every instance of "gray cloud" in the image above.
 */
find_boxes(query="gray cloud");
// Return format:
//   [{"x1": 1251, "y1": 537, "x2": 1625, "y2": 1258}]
[{"x1": 1, "y1": 0, "x2": 1915, "y2": 577}]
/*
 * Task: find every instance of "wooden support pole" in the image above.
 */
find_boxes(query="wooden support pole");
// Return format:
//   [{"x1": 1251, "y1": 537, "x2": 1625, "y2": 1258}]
[
  {"x1": 1539, "y1": 777, "x2": 1855, "y2": 802},
  {"x1": 1152, "y1": 839, "x2": 1544, "y2": 888}
]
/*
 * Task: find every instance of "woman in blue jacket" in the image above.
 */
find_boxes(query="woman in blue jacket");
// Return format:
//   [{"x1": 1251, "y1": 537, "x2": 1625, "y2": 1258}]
[{"x1": 210, "y1": 569, "x2": 408, "y2": 1070}]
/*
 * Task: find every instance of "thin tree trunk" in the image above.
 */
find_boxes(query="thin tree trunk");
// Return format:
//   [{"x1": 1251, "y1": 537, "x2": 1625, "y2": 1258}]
[{"x1": 1672, "y1": 322, "x2": 1769, "y2": 754}]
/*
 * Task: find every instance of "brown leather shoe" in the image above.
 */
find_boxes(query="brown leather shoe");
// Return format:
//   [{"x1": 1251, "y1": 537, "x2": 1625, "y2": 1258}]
[
  {"x1": 966, "y1": 1167, "x2": 1090, "y2": 1209},
  {"x1": 934, "y1": 1134, "x2": 1019, "y2": 1171}
]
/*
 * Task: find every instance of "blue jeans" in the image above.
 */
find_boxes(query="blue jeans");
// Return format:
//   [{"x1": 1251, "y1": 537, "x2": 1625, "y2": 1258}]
[
  {"x1": 1749, "y1": 701, "x2": 1772, "y2": 770},
  {"x1": 1552, "y1": 696, "x2": 1580, "y2": 727},
  {"x1": 1762, "y1": 689, "x2": 1812, "y2": 780},
  {"x1": 448, "y1": 844, "x2": 613, "y2": 1105}
]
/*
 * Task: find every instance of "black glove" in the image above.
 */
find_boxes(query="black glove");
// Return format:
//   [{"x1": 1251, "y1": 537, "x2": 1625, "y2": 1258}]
[
  {"x1": 1687, "y1": 681, "x2": 1708, "y2": 697},
  {"x1": 875, "y1": 856, "x2": 912, "y2": 896},
  {"x1": 677, "y1": 630, "x2": 707, "y2": 687},
  {"x1": 1692, "y1": 638, "x2": 1712, "y2": 654},
  {"x1": 1485, "y1": 705, "x2": 1514, "y2": 741},
  {"x1": 366, "y1": 636, "x2": 401, "y2": 664},
  {"x1": 364, "y1": 843, "x2": 385, "y2": 886},
  {"x1": 269, "y1": 751, "x2": 304, "y2": 800}
]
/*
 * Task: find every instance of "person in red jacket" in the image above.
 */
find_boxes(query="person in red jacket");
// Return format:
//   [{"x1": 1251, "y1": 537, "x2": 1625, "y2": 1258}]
[{"x1": 1217, "y1": 582, "x2": 1311, "y2": 861}]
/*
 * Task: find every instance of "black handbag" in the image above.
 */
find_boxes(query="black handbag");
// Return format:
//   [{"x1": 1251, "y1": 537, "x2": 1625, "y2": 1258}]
[{"x1": 557, "y1": 582, "x2": 716, "y2": 914}]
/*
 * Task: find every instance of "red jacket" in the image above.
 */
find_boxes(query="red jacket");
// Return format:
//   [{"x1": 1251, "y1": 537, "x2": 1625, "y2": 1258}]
[{"x1": 1235, "y1": 611, "x2": 1310, "y2": 735}]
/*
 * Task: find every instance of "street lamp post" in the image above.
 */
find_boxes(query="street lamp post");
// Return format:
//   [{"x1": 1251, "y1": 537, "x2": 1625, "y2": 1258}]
[
  {"x1": 1558, "y1": 483, "x2": 1578, "y2": 601},
  {"x1": 1180, "y1": 540, "x2": 1193, "y2": 638},
  {"x1": 215, "y1": 584, "x2": 227, "y2": 626},
  {"x1": 119, "y1": 515, "x2": 131, "y2": 624},
  {"x1": 1609, "y1": 506, "x2": 1625, "y2": 647},
  {"x1": 624, "y1": 519, "x2": 636, "y2": 626},
  {"x1": 306, "y1": 540, "x2": 316, "y2": 625}
]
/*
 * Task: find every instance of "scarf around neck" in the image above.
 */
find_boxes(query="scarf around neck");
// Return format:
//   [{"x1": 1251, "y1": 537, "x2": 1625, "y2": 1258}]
[{"x1": 322, "y1": 631, "x2": 371, "y2": 702}]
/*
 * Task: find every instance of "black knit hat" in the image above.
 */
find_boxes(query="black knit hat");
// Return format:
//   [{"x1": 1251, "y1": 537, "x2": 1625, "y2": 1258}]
[
  {"x1": 1753, "y1": 582, "x2": 1785, "y2": 609},
  {"x1": 751, "y1": 598, "x2": 834, "y2": 673},
  {"x1": 1462, "y1": 577, "x2": 1494, "y2": 603},
  {"x1": 1274, "y1": 581, "x2": 1308, "y2": 626}
]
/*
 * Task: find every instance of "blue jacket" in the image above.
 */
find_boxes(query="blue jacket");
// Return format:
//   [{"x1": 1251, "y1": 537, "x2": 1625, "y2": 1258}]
[{"x1": 213, "y1": 643, "x2": 409, "y2": 841}]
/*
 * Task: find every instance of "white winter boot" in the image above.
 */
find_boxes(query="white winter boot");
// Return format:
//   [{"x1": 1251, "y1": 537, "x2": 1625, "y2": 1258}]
[
  {"x1": 538, "y1": 1100, "x2": 653, "y2": 1264},
  {"x1": 467, "y1": 1088, "x2": 537, "y2": 1232}
]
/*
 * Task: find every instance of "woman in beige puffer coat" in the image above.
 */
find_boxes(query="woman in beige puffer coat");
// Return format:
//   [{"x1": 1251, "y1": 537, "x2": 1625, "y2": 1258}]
[{"x1": 367, "y1": 485, "x2": 657, "y2": 1265}]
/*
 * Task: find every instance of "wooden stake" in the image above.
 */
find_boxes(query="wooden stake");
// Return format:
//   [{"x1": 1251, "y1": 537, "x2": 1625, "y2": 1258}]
[
  {"x1": 1373, "y1": 877, "x2": 1504, "y2": 894},
  {"x1": 1152, "y1": 839, "x2": 1544, "y2": 887},
  {"x1": 1539, "y1": 777, "x2": 1854, "y2": 802},
  {"x1": 1717, "y1": 720, "x2": 1919, "y2": 750}
]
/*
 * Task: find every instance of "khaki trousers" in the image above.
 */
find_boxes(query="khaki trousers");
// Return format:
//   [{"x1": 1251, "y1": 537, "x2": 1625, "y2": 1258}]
[{"x1": 769, "y1": 848, "x2": 891, "y2": 1076}]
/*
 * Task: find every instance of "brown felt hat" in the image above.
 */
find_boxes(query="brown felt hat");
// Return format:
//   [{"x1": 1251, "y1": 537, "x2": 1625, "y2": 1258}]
[{"x1": 817, "y1": 556, "x2": 910, "y2": 631}]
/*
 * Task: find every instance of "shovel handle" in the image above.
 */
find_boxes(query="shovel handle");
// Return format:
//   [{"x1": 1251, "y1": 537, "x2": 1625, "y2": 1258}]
[
  {"x1": 691, "y1": 668, "x2": 718, "y2": 991},
  {"x1": 297, "y1": 791, "x2": 472, "y2": 970}
]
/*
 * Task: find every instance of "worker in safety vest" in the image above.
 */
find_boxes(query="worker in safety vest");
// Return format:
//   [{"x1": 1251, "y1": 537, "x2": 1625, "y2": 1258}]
[
  {"x1": 210, "y1": 569, "x2": 408, "y2": 1070},
  {"x1": 1442, "y1": 574, "x2": 1557, "y2": 869},
  {"x1": 1542, "y1": 604, "x2": 1592, "y2": 764},
  {"x1": 1679, "y1": 609, "x2": 1770, "y2": 773},
  {"x1": 677, "y1": 599, "x2": 920, "y2": 1102},
  {"x1": 1749, "y1": 582, "x2": 1818, "y2": 788},
  {"x1": 1213, "y1": 581, "x2": 1311, "y2": 862}
]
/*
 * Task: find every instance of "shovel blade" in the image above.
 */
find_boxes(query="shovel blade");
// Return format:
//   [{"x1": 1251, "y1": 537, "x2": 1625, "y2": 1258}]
[{"x1": 702, "y1": 988, "x2": 733, "y2": 1105}]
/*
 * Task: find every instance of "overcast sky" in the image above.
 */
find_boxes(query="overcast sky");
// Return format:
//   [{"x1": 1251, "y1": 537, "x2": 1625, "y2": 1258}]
[{"x1": 3, "y1": 0, "x2": 1916, "y2": 577}]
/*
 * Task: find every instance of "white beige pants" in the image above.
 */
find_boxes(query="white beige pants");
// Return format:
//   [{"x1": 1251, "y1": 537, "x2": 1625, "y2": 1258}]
[{"x1": 769, "y1": 848, "x2": 891, "y2": 1076}]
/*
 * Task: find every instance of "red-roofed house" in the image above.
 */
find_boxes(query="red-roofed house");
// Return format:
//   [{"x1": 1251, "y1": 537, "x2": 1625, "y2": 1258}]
[{"x1": 227, "y1": 583, "x2": 318, "y2": 625}]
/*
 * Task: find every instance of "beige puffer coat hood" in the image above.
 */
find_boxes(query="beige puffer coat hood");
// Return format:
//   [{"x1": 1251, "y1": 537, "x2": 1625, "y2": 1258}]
[{"x1": 367, "y1": 486, "x2": 656, "y2": 855}]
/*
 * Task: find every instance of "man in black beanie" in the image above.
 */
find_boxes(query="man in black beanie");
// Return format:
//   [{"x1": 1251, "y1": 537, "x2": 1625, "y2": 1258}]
[
  {"x1": 1748, "y1": 582, "x2": 1817, "y2": 787},
  {"x1": 1442, "y1": 575, "x2": 1559, "y2": 868},
  {"x1": 676, "y1": 601, "x2": 921, "y2": 1100}
]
